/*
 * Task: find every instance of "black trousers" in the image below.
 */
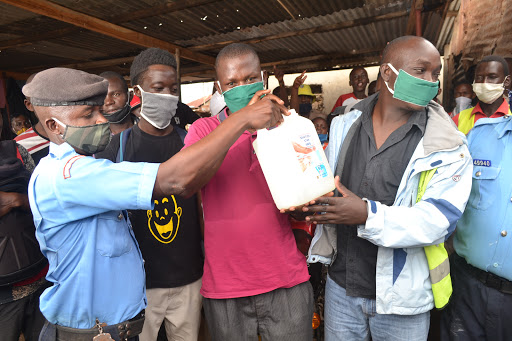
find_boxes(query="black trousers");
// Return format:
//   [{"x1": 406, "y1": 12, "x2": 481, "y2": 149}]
[
  {"x1": 0, "y1": 283, "x2": 48, "y2": 341},
  {"x1": 440, "y1": 254, "x2": 512, "y2": 341}
]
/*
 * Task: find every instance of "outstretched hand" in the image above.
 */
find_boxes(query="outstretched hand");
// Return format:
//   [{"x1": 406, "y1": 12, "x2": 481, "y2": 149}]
[{"x1": 303, "y1": 176, "x2": 368, "y2": 225}]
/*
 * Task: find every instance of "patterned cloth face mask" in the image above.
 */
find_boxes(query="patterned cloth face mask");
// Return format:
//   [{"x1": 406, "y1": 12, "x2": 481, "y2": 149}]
[{"x1": 53, "y1": 117, "x2": 111, "y2": 155}]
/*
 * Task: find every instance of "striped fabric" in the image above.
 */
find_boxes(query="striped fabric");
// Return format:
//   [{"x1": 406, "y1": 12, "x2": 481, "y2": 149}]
[{"x1": 14, "y1": 128, "x2": 49, "y2": 155}]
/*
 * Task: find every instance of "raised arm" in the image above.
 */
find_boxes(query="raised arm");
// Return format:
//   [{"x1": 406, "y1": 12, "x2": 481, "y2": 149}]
[{"x1": 290, "y1": 71, "x2": 307, "y2": 113}]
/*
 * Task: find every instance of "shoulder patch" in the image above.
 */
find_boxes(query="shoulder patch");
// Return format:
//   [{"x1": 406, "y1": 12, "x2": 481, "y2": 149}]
[{"x1": 63, "y1": 155, "x2": 85, "y2": 179}]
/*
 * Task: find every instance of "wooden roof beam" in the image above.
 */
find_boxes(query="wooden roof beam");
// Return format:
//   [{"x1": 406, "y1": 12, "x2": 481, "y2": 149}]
[
  {"x1": 0, "y1": 0, "x2": 223, "y2": 50},
  {"x1": 190, "y1": 10, "x2": 408, "y2": 51},
  {"x1": 0, "y1": 0, "x2": 215, "y2": 65},
  {"x1": 0, "y1": 27, "x2": 80, "y2": 50},
  {"x1": 276, "y1": 0, "x2": 296, "y2": 20},
  {"x1": 260, "y1": 47, "x2": 384, "y2": 69}
]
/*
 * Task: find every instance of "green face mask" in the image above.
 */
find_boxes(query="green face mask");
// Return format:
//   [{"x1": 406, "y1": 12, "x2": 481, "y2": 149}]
[
  {"x1": 220, "y1": 78, "x2": 265, "y2": 114},
  {"x1": 384, "y1": 63, "x2": 439, "y2": 107},
  {"x1": 53, "y1": 117, "x2": 111, "y2": 155}
]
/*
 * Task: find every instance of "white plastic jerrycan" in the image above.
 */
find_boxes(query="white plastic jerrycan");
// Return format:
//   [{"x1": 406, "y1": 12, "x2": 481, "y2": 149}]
[{"x1": 253, "y1": 109, "x2": 335, "y2": 210}]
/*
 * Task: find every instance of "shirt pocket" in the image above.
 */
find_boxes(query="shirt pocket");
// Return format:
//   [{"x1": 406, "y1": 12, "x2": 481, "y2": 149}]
[
  {"x1": 468, "y1": 166, "x2": 501, "y2": 211},
  {"x1": 96, "y1": 211, "x2": 133, "y2": 257}
]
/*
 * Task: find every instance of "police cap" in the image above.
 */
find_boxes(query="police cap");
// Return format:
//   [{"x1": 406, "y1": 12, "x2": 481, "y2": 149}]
[{"x1": 22, "y1": 68, "x2": 108, "y2": 107}]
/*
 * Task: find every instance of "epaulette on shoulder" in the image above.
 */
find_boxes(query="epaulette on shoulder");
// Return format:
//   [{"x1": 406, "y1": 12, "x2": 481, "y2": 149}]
[{"x1": 63, "y1": 155, "x2": 85, "y2": 179}]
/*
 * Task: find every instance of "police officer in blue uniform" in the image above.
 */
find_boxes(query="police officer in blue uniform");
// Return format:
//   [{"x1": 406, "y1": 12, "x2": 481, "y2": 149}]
[{"x1": 23, "y1": 67, "x2": 287, "y2": 341}]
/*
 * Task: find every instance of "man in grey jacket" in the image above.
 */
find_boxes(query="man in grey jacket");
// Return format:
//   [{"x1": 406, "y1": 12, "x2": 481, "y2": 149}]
[{"x1": 304, "y1": 36, "x2": 472, "y2": 341}]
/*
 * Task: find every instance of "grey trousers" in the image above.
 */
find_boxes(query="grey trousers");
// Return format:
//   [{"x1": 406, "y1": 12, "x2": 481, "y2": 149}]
[{"x1": 203, "y1": 281, "x2": 314, "y2": 341}]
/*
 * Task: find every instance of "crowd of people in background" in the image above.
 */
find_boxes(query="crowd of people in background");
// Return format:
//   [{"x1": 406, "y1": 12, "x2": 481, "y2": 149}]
[{"x1": 0, "y1": 34, "x2": 511, "y2": 341}]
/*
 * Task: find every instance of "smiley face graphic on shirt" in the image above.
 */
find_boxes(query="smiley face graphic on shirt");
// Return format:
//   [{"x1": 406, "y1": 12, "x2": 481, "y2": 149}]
[{"x1": 147, "y1": 196, "x2": 182, "y2": 244}]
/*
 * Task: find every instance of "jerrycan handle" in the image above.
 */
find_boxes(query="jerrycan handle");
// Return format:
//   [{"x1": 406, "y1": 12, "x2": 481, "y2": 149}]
[{"x1": 257, "y1": 109, "x2": 298, "y2": 136}]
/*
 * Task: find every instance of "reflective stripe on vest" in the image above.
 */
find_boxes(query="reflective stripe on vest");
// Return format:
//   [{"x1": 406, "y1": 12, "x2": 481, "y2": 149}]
[
  {"x1": 457, "y1": 104, "x2": 512, "y2": 135},
  {"x1": 457, "y1": 107, "x2": 476, "y2": 135},
  {"x1": 416, "y1": 168, "x2": 452, "y2": 309}
]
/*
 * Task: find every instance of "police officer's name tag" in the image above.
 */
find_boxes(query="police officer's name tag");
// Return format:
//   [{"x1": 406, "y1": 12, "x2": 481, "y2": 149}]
[{"x1": 473, "y1": 159, "x2": 491, "y2": 167}]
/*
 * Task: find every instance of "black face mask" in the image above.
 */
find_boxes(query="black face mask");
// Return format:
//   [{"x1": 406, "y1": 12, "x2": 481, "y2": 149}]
[
  {"x1": 299, "y1": 103, "x2": 313, "y2": 116},
  {"x1": 103, "y1": 104, "x2": 131, "y2": 124}
]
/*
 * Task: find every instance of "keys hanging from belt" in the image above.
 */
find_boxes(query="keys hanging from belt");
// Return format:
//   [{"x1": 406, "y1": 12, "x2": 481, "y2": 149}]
[{"x1": 93, "y1": 318, "x2": 114, "y2": 341}]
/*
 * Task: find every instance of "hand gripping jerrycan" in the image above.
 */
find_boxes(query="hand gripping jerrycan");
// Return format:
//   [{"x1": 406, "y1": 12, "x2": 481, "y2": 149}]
[{"x1": 253, "y1": 109, "x2": 335, "y2": 210}]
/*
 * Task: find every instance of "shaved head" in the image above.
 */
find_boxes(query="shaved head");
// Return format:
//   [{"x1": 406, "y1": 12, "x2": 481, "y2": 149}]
[
  {"x1": 381, "y1": 36, "x2": 439, "y2": 69},
  {"x1": 378, "y1": 35, "x2": 442, "y2": 111},
  {"x1": 215, "y1": 43, "x2": 260, "y2": 70}
]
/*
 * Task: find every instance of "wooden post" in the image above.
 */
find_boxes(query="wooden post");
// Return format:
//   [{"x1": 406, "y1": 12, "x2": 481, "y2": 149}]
[
  {"x1": 443, "y1": 43, "x2": 453, "y2": 109},
  {"x1": 176, "y1": 48, "x2": 181, "y2": 101}
]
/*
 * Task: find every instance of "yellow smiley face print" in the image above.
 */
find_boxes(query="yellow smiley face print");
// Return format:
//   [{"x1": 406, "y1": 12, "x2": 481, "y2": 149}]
[{"x1": 147, "y1": 196, "x2": 182, "y2": 244}]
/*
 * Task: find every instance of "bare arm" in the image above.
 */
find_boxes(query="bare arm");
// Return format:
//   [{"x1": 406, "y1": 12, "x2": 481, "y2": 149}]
[
  {"x1": 290, "y1": 71, "x2": 307, "y2": 113},
  {"x1": 153, "y1": 91, "x2": 288, "y2": 198},
  {"x1": 274, "y1": 65, "x2": 290, "y2": 107},
  {"x1": 0, "y1": 192, "x2": 30, "y2": 217}
]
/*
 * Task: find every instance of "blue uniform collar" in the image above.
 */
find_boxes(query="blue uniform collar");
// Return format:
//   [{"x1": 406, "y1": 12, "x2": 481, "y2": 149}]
[
  {"x1": 495, "y1": 116, "x2": 512, "y2": 139},
  {"x1": 49, "y1": 142, "x2": 78, "y2": 158},
  {"x1": 472, "y1": 116, "x2": 512, "y2": 140}
]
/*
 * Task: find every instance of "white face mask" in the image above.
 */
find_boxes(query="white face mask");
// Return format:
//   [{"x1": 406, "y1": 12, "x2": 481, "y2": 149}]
[
  {"x1": 455, "y1": 96, "x2": 473, "y2": 111},
  {"x1": 472, "y1": 81, "x2": 505, "y2": 104},
  {"x1": 210, "y1": 91, "x2": 226, "y2": 116},
  {"x1": 137, "y1": 85, "x2": 179, "y2": 129}
]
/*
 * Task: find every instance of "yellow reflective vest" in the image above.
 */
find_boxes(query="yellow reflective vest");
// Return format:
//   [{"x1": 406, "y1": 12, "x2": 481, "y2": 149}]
[
  {"x1": 456, "y1": 107, "x2": 476, "y2": 135},
  {"x1": 416, "y1": 169, "x2": 452, "y2": 309},
  {"x1": 457, "y1": 105, "x2": 512, "y2": 135}
]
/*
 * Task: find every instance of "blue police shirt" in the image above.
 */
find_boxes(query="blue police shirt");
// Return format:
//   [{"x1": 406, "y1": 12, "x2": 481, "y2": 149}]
[
  {"x1": 28, "y1": 142, "x2": 159, "y2": 328},
  {"x1": 454, "y1": 116, "x2": 512, "y2": 281}
]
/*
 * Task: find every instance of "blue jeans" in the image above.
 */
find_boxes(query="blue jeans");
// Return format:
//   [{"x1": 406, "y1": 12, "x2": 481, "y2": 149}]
[{"x1": 324, "y1": 275, "x2": 429, "y2": 341}]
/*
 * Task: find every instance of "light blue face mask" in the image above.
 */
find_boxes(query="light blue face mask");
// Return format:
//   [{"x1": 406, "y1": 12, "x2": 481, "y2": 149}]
[{"x1": 384, "y1": 63, "x2": 439, "y2": 107}]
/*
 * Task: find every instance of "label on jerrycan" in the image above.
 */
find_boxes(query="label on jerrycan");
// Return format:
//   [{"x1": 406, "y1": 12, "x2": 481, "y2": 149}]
[{"x1": 292, "y1": 133, "x2": 328, "y2": 179}]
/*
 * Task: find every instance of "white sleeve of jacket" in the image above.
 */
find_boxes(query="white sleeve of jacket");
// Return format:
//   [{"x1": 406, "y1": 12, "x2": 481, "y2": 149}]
[{"x1": 357, "y1": 147, "x2": 473, "y2": 249}]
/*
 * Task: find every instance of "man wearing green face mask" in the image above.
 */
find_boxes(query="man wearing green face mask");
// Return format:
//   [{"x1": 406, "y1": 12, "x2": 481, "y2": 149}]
[
  {"x1": 306, "y1": 36, "x2": 472, "y2": 341},
  {"x1": 184, "y1": 43, "x2": 313, "y2": 341},
  {"x1": 22, "y1": 67, "x2": 287, "y2": 340}
]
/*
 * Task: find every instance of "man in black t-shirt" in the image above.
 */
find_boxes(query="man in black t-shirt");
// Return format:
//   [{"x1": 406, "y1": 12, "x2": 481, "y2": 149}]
[{"x1": 97, "y1": 48, "x2": 204, "y2": 341}]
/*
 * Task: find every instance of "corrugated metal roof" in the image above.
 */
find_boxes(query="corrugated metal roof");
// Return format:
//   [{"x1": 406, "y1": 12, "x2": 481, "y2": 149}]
[
  {"x1": 0, "y1": 0, "x2": 460, "y2": 80},
  {"x1": 176, "y1": 1, "x2": 410, "y2": 47}
]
